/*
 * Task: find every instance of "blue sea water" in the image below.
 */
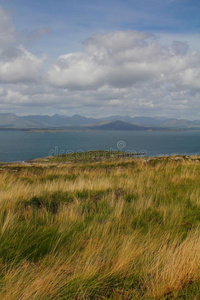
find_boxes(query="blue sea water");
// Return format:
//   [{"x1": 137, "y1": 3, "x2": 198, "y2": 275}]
[{"x1": 0, "y1": 130, "x2": 199, "y2": 162}]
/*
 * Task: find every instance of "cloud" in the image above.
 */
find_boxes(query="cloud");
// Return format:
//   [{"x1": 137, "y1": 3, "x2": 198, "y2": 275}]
[
  {"x1": 0, "y1": 6, "x2": 199, "y2": 119},
  {"x1": 0, "y1": 7, "x2": 46, "y2": 84},
  {"x1": 47, "y1": 31, "x2": 200, "y2": 94},
  {"x1": 47, "y1": 31, "x2": 157, "y2": 89},
  {"x1": 46, "y1": 31, "x2": 200, "y2": 118},
  {"x1": 0, "y1": 46, "x2": 46, "y2": 83}
]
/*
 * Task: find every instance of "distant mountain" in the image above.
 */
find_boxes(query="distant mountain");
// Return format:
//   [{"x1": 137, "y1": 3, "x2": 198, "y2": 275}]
[
  {"x1": 99, "y1": 115, "x2": 168, "y2": 125},
  {"x1": 92, "y1": 120, "x2": 147, "y2": 130},
  {"x1": 100, "y1": 115, "x2": 136, "y2": 123},
  {"x1": 131, "y1": 116, "x2": 169, "y2": 126},
  {"x1": 0, "y1": 113, "x2": 45, "y2": 128},
  {"x1": 160, "y1": 118, "x2": 196, "y2": 128},
  {"x1": 0, "y1": 113, "x2": 100, "y2": 128},
  {"x1": 0, "y1": 113, "x2": 200, "y2": 130},
  {"x1": 22, "y1": 114, "x2": 99, "y2": 127}
]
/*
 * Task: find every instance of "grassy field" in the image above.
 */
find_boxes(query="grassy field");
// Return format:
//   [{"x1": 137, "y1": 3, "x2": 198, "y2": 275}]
[{"x1": 0, "y1": 152, "x2": 200, "y2": 299}]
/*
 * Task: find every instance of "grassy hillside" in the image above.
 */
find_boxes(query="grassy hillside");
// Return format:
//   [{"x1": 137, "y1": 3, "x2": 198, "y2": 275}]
[{"x1": 0, "y1": 153, "x2": 200, "y2": 299}]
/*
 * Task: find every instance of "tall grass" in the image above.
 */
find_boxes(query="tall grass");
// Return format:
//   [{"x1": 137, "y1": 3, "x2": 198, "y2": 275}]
[{"x1": 0, "y1": 155, "x2": 199, "y2": 299}]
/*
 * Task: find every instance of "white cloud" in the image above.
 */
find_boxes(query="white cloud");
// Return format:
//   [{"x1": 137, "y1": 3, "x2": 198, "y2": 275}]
[
  {"x1": 48, "y1": 31, "x2": 159, "y2": 89},
  {"x1": 47, "y1": 31, "x2": 200, "y2": 96},
  {"x1": 0, "y1": 7, "x2": 46, "y2": 84},
  {"x1": 0, "y1": 6, "x2": 199, "y2": 119},
  {"x1": 0, "y1": 46, "x2": 46, "y2": 83},
  {"x1": 6, "y1": 89, "x2": 29, "y2": 104}
]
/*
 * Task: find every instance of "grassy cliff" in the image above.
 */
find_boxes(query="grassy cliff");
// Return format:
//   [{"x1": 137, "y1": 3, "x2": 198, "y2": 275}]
[{"x1": 0, "y1": 153, "x2": 199, "y2": 299}]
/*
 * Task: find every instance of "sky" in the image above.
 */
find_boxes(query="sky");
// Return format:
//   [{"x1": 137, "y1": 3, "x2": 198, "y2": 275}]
[{"x1": 0, "y1": 0, "x2": 200, "y2": 119}]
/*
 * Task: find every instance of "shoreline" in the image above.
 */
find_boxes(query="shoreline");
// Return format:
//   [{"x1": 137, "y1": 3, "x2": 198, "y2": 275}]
[
  {"x1": 0, "y1": 152, "x2": 200, "y2": 166},
  {"x1": 0, "y1": 127, "x2": 200, "y2": 133}
]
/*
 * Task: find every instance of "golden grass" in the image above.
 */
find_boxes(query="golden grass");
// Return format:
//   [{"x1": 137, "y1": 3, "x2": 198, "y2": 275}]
[{"x1": 0, "y1": 156, "x2": 199, "y2": 299}]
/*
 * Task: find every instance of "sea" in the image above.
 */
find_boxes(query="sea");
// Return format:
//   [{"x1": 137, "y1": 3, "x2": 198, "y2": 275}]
[{"x1": 0, "y1": 130, "x2": 200, "y2": 162}]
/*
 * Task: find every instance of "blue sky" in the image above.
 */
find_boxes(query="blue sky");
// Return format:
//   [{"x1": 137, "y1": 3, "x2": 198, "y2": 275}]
[
  {"x1": 0, "y1": 0, "x2": 199, "y2": 118},
  {"x1": 1, "y1": 0, "x2": 200, "y2": 57}
]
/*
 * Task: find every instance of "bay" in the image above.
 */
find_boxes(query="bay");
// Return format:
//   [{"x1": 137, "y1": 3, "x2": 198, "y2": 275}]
[{"x1": 0, "y1": 130, "x2": 200, "y2": 162}]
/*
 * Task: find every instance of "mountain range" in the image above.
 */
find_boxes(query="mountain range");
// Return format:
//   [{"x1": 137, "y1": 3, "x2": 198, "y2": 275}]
[{"x1": 0, "y1": 113, "x2": 200, "y2": 130}]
